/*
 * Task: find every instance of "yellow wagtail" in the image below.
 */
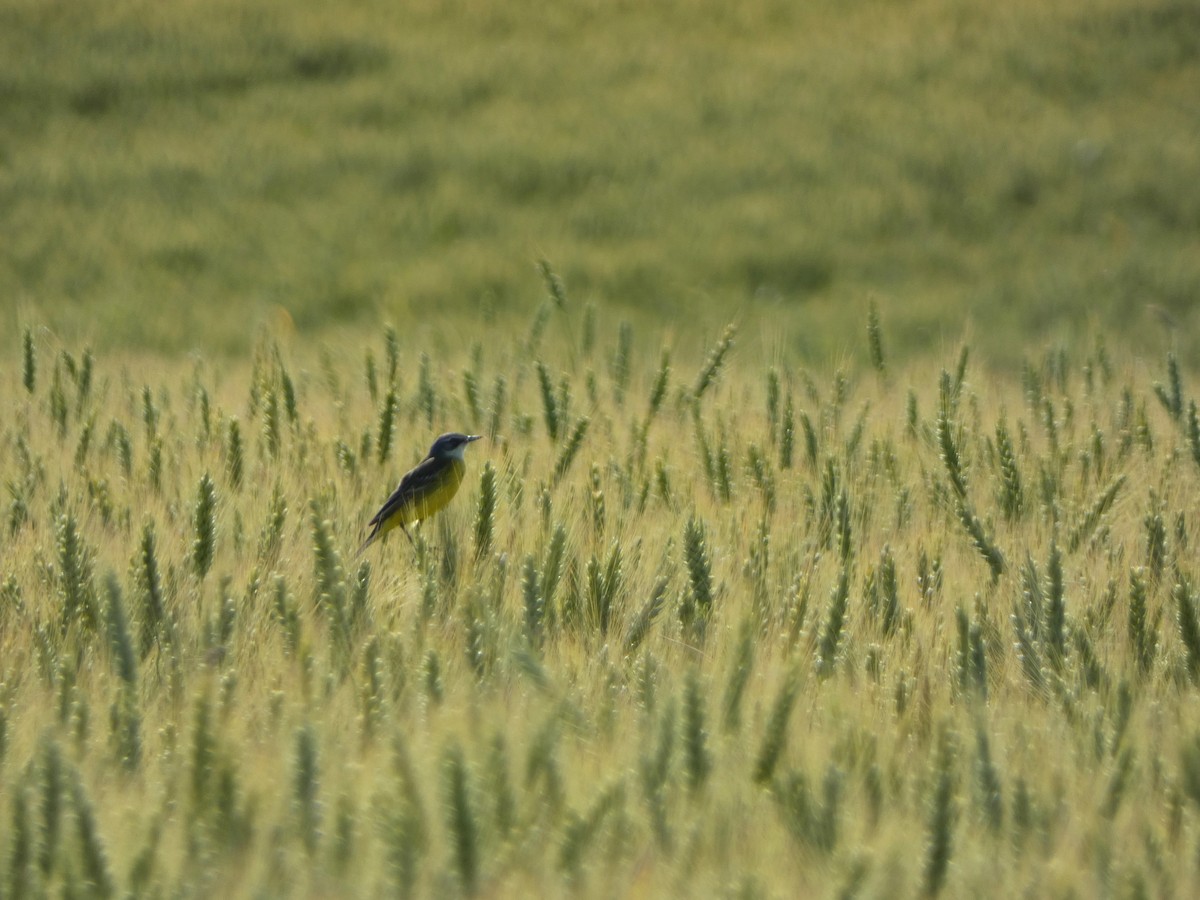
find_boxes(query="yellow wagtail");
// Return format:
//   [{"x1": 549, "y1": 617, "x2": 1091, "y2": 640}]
[{"x1": 357, "y1": 432, "x2": 482, "y2": 555}]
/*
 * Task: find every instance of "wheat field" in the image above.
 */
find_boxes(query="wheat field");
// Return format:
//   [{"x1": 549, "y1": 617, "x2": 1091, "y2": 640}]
[
  {"x1": 5, "y1": 0, "x2": 1200, "y2": 894},
  {"x1": 3, "y1": 0, "x2": 1198, "y2": 361},
  {"x1": 3, "y1": 292, "x2": 1200, "y2": 897}
]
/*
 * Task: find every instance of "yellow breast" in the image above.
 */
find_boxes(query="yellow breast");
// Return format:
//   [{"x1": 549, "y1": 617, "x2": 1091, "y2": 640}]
[{"x1": 406, "y1": 458, "x2": 466, "y2": 525}]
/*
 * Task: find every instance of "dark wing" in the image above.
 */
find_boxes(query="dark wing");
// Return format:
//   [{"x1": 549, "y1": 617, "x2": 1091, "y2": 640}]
[{"x1": 367, "y1": 455, "x2": 443, "y2": 527}]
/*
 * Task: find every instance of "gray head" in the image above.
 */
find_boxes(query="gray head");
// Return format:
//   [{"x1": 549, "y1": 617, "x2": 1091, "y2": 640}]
[{"x1": 427, "y1": 432, "x2": 482, "y2": 460}]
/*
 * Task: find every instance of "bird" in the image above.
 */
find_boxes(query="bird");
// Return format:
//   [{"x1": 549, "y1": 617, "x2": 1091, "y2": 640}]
[{"x1": 357, "y1": 432, "x2": 482, "y2": 555}]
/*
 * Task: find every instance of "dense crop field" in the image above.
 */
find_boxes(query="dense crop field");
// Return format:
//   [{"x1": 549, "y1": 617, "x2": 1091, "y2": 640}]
[
  {"x1": 4, "y1": 0, "x2": 1200, "y2": 895},
  {"x1": 2, "y1": 0, "x2": 1198, "y2": 361},
  {"x1": 4, "y1": 297, "x2": 1200, "y2": 897}
]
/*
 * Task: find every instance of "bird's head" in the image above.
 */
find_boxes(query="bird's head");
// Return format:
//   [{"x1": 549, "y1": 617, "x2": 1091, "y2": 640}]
[{"x1": 428, "y1": 432, "x2": 482, "y2": 461}]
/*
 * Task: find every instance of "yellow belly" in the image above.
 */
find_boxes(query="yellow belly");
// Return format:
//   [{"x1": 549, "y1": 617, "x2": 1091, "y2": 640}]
[{"x1": 401, "y1": 459, "x2": 465, "y2": 526}]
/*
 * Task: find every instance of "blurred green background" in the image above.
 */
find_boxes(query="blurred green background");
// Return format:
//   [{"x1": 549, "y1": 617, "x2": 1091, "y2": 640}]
[{"x1": 2, "y1": 0, "x2": 1197, "y2": 364}]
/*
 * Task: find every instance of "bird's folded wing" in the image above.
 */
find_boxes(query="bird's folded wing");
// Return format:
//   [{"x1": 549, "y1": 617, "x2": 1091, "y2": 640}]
[{"x1": 367, "y1": 457, "x2": 442, "y2": 526}]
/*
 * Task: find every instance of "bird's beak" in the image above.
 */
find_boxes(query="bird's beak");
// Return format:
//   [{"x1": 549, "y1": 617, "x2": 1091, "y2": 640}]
[{"x1": 467, "y1": 434, "x2": 483, "y2": 442}]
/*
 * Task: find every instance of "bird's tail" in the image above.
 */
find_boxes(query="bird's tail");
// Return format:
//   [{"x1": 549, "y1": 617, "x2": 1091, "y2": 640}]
[
  {"x1": 356, "y1": 521, "x2": 416, "y2": 558},
  {"x1": 355, "y1": 527, "x2": 379, "y2": 558}
]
